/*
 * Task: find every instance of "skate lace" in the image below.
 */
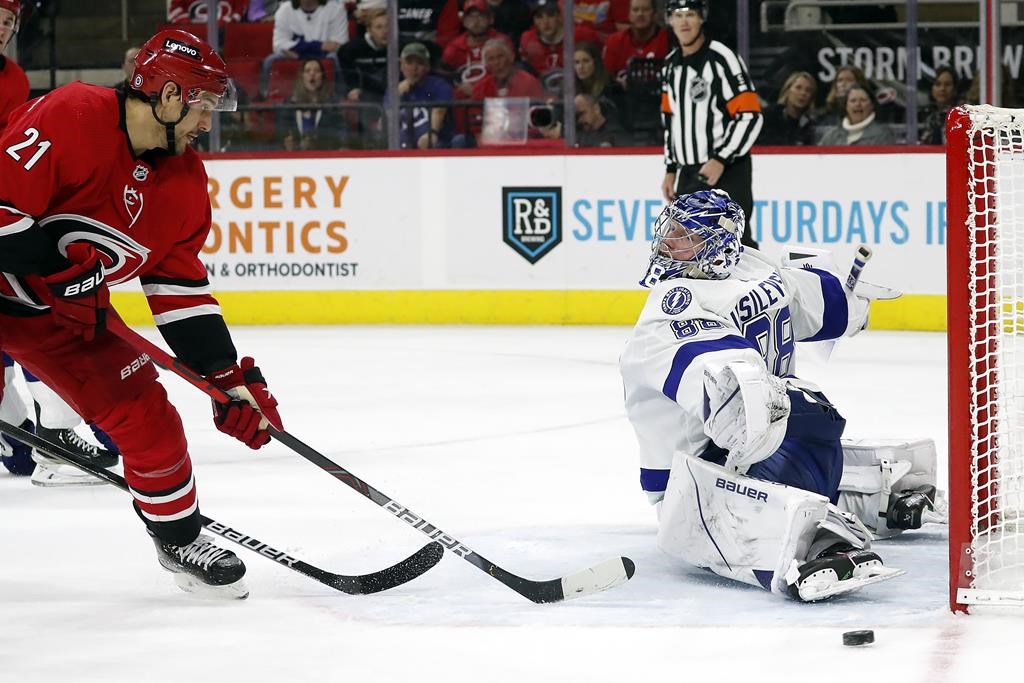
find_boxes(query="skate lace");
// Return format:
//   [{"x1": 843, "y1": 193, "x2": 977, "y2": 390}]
[
  {"x1": 61, "y1": 430, "x2": 101, "y2": 456},
  {"x1": 174, "y1": 538, "x2": 229, "y2": 570}
]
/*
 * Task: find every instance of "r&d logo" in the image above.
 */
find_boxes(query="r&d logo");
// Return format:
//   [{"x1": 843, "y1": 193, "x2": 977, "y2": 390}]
[{"x1": 502, "y1": 186, "x2": 562, "y2": 264}]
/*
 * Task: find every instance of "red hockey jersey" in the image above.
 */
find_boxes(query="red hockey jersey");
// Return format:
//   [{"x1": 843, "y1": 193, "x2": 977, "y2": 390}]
[
  {"x1": 0, "y1": 83, "x2": 234, "y2": 372},
  {"x1": 602, "y1": 27, "x2": 669, "y2": 82},
  {"x1": 0, "y1": 55, "x2": 29, "y2": 131}
]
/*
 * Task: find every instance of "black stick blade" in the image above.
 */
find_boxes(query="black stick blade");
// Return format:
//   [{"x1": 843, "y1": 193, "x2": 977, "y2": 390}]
[{"x1": 338, "y1": 542, "x2": 445, "y2": 594}]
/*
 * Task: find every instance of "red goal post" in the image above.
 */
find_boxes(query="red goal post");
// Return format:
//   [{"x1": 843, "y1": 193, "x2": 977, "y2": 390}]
[{"x1": 947, "y1": 104, "x2": 1024, "y2": 612}]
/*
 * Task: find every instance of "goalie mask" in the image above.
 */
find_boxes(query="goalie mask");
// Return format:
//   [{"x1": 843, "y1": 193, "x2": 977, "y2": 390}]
[{"x1": 642, "y1": 189, "x2": 744, "y2": 285}]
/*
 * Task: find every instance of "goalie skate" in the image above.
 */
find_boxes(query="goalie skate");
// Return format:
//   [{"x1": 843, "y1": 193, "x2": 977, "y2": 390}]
[
  {"x1": 786, "y1": 547, "x2": 905, "y2": 602},
  {"x1": 150, "y1": 532, "x2": 249, "y2": 600}
]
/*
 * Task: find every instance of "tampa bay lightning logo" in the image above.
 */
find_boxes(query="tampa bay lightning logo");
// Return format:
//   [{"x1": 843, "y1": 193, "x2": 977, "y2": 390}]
[
  {"x1": 40, "y1": 214, "x2": 151, "y2": 285},
  {"x1": 662, "y1": 286, "x2": 692, "y2": 315}
]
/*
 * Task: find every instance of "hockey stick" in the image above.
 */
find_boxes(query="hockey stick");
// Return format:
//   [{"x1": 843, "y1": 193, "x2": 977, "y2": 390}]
[
  {"x1": 821, "y1": 245, "x2": 873, "y2": 360},
  {"x1": 0, "y1": 419, "x2": 443, "y2": 595},
  {"x1": 106, "y1": 317, "x2": 636, "y2": 603}
]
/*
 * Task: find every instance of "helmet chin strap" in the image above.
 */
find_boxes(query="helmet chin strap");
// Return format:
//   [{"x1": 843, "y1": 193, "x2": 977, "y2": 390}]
[{"x1": 147, "y1": 93, "x2": 190, "y2": 154}]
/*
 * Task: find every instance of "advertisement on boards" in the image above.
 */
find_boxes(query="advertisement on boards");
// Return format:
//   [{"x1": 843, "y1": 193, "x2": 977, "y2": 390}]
[{"x1": 201, "y1": 151, "x2": 946, "y2": 295}]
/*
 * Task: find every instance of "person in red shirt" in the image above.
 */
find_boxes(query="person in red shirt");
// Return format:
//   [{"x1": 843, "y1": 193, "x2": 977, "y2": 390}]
[
  {"x1": 0, "y1": 0, "x2": 28, "y2": 129},
  {"x1": 0, "y1": 29, "x2": 283, "y2": 599},
  {"x1": 442, "y1": 0, "x2": 513, "y2": 97},
  {"x1": 519, "y1": 0, "x2": 599, "y2": 93},
  {"x1": 572, "y1": 0, "x2": 629, "y2": 44},
  {"x1": 602, "y1": 0, "x2": 668, "y2": 83},
  {"x1": 473, "y1": 37, "x2": 544, "y2": 99},
  {"x1": 168, "y1": 0, "x2": 247, "y2": 24}
]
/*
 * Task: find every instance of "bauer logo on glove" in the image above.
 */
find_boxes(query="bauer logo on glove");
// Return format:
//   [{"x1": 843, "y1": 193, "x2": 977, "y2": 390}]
[{"x1": 207, "y1": 357, "x2": 283, "y2": 449}]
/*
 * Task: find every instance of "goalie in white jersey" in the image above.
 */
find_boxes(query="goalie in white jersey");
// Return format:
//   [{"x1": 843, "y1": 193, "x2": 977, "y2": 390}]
[{"x1": 620, "y1": 189, "x2": 942, "y2": 601}]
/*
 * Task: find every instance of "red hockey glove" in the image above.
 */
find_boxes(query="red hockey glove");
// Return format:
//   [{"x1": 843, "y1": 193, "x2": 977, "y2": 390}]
[
  {"x1": 207, "y1": 357, "x2": 282, "y2": 449},
  {"x1": 43, "y1": 243, "x2": 110, "y2": 342}
]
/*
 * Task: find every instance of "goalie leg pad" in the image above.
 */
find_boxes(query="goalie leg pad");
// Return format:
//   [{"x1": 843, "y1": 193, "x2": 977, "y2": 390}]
[
  {"x1": 23, "y1": 367, "x2": 81, "y2": 429},
  {"x1": 837, "y1": 438, "x2": 947, "y2": 539},
  {"x1": 658, "y1": 452, "x2": 830, "y2": 596},
  {"x1": 0, "y1": 357, "x2": 29, "y2": 427}
]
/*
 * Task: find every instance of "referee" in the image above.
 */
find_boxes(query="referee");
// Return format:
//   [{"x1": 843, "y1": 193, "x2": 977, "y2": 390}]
[{"x1": 660, "y1": 0, "x2": 763, "y2": 247}]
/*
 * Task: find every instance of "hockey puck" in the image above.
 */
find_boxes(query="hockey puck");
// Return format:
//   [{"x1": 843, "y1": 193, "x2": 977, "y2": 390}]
[{"x1": 842, "y1": 630, "x2": 875, "y2": 647}]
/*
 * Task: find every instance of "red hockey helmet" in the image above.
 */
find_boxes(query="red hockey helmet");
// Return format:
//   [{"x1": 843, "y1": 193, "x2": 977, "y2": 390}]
[
  {"x1": 130, "y1": 29, "x2": 237, "y2": 112},
  {"x1": 0, "y1": 0, "x2": 20, "y2": 41}
]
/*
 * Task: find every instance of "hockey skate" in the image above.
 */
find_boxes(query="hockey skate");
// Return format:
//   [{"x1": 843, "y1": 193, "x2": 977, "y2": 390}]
[
  {"x1": 0, "y1": 419, "x2": 36, "y2": 475},
  {"x1": 30, "y1": 426, "x2": 119, "y2": 487},
  {"x1": 786, "y1": 544, "x2": 905, "y2": 602},
  {"x1": 887, "y1": 485, "x2": 948, "y2": 531},
  {"x1": 150, "y1": 532, "x2": 249, "y2": 599}
]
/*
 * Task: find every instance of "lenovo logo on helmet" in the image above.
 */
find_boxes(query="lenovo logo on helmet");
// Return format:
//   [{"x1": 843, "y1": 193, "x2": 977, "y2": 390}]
[{"x1": 164, "y1": 38, "x2": 200, "y2": 60}]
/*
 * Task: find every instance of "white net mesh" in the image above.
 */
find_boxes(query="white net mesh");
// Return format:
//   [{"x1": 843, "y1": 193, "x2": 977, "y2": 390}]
[{"x1": 964, "y1": 105, "x2": 1024, "y2": 602}]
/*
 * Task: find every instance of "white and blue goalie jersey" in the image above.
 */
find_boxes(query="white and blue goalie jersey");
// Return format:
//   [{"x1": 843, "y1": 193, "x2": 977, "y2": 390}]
[{"x1": 619, "y1": 249, "x2": 869, "y2": 501}]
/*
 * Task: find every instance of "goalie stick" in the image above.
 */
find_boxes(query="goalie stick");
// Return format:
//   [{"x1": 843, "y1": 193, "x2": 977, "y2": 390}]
[
  {"x1": 0, "y1": 419, "x2": 443, "y2": 595},
  {"x1": 821, "y1": 244, "x2": 873, "y2": 359},
  {"x1": 106, "y1": 317, "x2": 636, "y2": 603}
]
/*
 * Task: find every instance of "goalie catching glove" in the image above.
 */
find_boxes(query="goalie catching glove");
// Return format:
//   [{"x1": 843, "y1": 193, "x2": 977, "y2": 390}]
[
  {"x1": 703, "y1": 360, "x2": 790, "y2": 471},
  {"x1": 208, "y1": 357, "x2": 282, "y2": 449}
]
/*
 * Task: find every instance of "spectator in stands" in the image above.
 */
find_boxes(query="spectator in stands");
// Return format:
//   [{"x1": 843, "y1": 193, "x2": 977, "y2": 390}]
[
  {"x1": 966, "y1": 65, "x2": 1017, "y2": 108},
  {"x1": 264, "y1": 0, "x2": 348, "y2": 97},
  {"x1": 602, "y1": 0, "x2": 668, "y2": 84},
  {"x1": 168, "y1": 0, "x2": 247, "y2": 24},
  {"x1": 485, "y1": 0, "x2": 533, "y2": 47},
  {"x1": 121, "y1": 46, "x2": 140, "y2": 82},
  {"x1": 443, "y1": 0, "x2": 513, "y2": 97},
  {"x1": 520, "y1": 0, "x2": 600, "y2": 94},
  {"x1": 574, "y1": 41, "x2": 623, "y2": 112},
  {"x1": 475, "y1": 36, "x2": 544, "y2": 99},
  {"x1": 920, "y1": 66, "x2": 960, "y2": 145},
  {"x1": 247, "y1": 0, "x2": 282, "y2": 21},
  {"x1": 759, "y1": 71, "x2": 817, "y2": 146},
  {"x1": 280, "y1": 58, "x2": 345, "y2": 150},
  {"x1": 820, "y1": 64, "x2": 869, "y2": 128},
  {"x1": 340, "y1": 7, "x2": 388, "y2": 101},
  {"x1": 399, "y1": 0, "x2": 461, "y2": 51},
  {"x1": 575, "y1": 92, "x2": 622, "y2": 146},
  {"x1": 384, "y1": 42, "x2": 455, "y2": 148},
  {"x1": 819, "y1": 85, "x2": 895, "y2": 146},
  {"x1": 338, "y1": 6, "x2": 388, "y2": 147},
  {"x1": 573, "y1": 0, "x2": 629, "y2": 44}
]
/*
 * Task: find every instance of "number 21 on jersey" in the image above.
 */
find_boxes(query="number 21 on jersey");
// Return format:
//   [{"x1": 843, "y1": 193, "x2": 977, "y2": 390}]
[{"x1": 5, "y1": 127, "x2": 51, "y2": 171}]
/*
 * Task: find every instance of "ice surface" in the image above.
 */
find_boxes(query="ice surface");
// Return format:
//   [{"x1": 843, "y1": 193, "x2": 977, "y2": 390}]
[{"x1": 1, "y1": 327, "x2": 1021, "y2": 682}]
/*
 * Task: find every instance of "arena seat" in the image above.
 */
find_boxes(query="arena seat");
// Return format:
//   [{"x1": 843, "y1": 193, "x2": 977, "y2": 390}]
[
  {"x1": 224, "y1": 22, "x2": 274, "y2": 60},
  {"x1": 227, "y1": 59, "x2": 261, "y2": 102}
]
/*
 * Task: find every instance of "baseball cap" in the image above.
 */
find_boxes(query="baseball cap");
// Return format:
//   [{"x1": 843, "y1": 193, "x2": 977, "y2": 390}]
[
  {"x1": 463, "y1": 0, "x2": 490, "y2": 15},
  {"x1": 400, "y1": 42, "x2": 430, "y2": 62},
  {"x1": 531, "y1": 0, "x2": 560, "y2": 16}
]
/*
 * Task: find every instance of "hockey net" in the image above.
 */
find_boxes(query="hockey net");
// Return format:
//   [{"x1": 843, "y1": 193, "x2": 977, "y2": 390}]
[{"x1": 948, "y1": 105, "x2": 1024, "y2": 611}]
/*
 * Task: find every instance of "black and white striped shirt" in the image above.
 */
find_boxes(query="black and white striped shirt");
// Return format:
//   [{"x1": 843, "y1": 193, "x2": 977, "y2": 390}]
[{"x1": 660, "y1": 39, "x2": 763, "y2": 170}]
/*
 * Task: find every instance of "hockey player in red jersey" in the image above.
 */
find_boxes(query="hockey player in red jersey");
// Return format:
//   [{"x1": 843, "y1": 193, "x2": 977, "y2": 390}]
[
  {"x1": 0, "y1": 0, "x2": 121, "y2": 485},
  {"x1": 0, "y1": 29, "x2": 282, "y2": 599},
  {"x1": 0, "y1": 0, "x2": 27, "y2": 128}
]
